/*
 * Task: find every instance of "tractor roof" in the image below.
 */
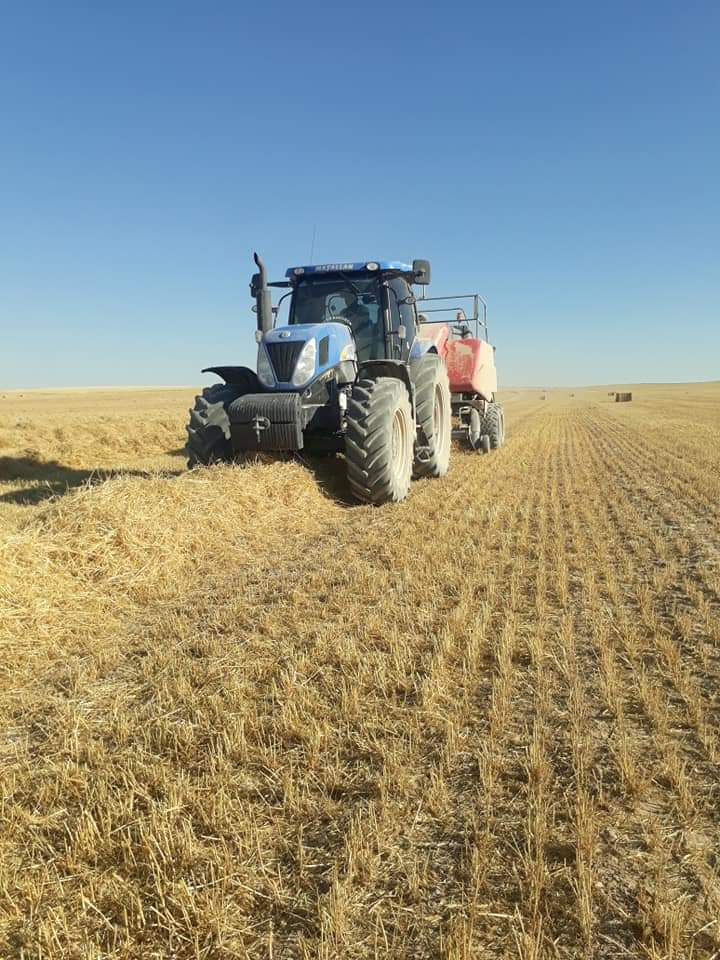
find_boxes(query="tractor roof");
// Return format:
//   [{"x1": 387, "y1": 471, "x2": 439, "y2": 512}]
[{"x1": 285, "y1": 260, "x2": 413, "y2": 278}]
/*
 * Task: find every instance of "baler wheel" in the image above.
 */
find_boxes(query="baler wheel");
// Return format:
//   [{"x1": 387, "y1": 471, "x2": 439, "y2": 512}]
[
  {"x1": 482, "y1": 402, "x2": 505, "y2": 450},
  {"x1": 468, "y1": 408, "x2": 484, "y2": 451},
  {"x1": 345, "y1": 377, "x2": 414, "y2": 504},
  {"x1": 186, "y1": 383, "x2": 243, "y2": 467},
  {"x1": 411, "y1": 354, "x2": 452, "y2": 478}
]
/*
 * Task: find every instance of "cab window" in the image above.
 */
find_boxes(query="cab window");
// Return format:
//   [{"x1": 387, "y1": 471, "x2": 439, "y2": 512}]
[
  {"x1": 290, "y1": 275, "x2": 385, "y2": 362},
  {"x1": 387, "y1": 278, "x2": 417, "y2": 349}
]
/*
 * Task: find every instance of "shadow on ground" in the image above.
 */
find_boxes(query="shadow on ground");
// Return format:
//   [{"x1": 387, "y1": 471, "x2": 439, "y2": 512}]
[
  {"x1": 296, "y1": 454, "x2": 359, "y2": 508},
  {"x1": 0, "y1": 456, "x2": 180, "y2": 506},
  {"x1": 0, "y1": 453, "x2": 358, "y2": 509}
]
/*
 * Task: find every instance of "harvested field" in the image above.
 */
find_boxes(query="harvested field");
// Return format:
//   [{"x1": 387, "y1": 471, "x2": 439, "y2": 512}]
[{"x1": 1, "y1": 382, "x2": 719, "y2": 959}]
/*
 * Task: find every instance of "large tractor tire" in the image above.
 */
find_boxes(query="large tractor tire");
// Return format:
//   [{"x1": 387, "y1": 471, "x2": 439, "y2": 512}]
[
  {"x1": 345, "y1": 377, "x2": 414, "y2": 504},
  {"x1": 186, "y1": 374, "x2": 258, "y2": 467},
  {"x1": 482, "y1": 401, "x2": 505, "y2": 450},
  {"x1": 411, "y1": 354, "x2": 452, "y2": 478}
]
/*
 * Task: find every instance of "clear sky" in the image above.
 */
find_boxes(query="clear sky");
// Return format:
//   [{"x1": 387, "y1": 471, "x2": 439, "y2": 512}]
[{"x1": 1, "y1": 1, "x2": 718, "y2": 388}]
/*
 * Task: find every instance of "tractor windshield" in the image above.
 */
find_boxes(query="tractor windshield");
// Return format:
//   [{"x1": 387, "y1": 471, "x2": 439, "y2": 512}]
[{"x1": 290, "y1": 275, "x2": 385, "y2": 362}]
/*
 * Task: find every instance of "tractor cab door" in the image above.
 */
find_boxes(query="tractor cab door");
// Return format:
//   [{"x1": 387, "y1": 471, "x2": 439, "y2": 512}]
[
  {"x1": 342, "y1": 290, "x2": 384, "y2": 362},
  {"x1": 386, "y1": 277, "x2": 418, "y2": 361}
]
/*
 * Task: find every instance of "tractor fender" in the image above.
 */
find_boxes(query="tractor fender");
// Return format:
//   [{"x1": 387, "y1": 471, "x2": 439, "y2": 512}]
[
  {"x1": 357, "y1": 360, "x2": 415, "y2": 413},
  {"x1": 412, "y1": 322, "x2": 450, "y2": 359},
  {"x1": 201, "y1": 365, "x2": 260, "y2": 388},
  {"x1": 409, "y1": 339, "x2": 438, "y2": 360}
]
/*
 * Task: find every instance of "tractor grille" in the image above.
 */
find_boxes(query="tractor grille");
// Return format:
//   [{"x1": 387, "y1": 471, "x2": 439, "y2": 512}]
[{"x1": 266, "y1": 341, "x2": 304, "y2": 382}]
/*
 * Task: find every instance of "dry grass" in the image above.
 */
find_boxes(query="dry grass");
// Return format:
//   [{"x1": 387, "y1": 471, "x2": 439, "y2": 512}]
[{"x1": 1, "y1": 382, "x2": 719, "y2": 959}]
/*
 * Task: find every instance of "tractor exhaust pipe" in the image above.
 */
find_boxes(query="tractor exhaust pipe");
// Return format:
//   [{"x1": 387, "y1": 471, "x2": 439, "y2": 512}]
[{"x1": 251, "y1": 252, "x2": 273, "y2": 335}]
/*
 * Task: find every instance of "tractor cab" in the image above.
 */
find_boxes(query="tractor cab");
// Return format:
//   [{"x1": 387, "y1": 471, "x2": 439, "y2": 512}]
[{"x1": 278, "y1": 260, "x2": 430, "y2": 365}]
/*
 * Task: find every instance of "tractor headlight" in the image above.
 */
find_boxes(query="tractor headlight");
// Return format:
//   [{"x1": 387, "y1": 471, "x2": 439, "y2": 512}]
[
  {"x1": 291, "y1": 338, "x2": 316, "y2": 386},
  {"x1": 257, "y1": 344, "x2": 275, "y2": 387}
]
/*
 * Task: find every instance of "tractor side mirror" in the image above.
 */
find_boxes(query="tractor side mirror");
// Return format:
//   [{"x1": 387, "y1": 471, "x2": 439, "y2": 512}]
[{"x1": 412, "y1": 259, "x2": 431, "y2": 285}]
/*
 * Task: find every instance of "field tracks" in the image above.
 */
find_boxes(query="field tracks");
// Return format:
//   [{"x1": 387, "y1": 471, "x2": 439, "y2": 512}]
[{"x1": 1, "y1": 385, "x2": 719, "y2": 958}]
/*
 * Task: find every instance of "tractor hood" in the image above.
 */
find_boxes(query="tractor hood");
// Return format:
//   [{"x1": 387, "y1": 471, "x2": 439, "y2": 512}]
[{"x1": 258, "y1": 322, "x2": 356, "y2": 390}]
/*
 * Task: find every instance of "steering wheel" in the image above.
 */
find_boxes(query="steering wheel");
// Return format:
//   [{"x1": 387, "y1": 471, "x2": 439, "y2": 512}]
[{"x1": 327, "y1": 295, "x2": 374, "y2": 335}]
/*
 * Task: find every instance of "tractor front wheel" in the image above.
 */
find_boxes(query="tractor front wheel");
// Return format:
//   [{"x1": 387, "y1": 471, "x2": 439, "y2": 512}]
[
  {"x1": 345, "y1": 377, "x2": 414, "y2": 504},
  {"x1": 186, "y1": 370, "x2": 261, "y2": 467},
  {"x1": 186, "y1": 382, "x2": 249, "y2": 467}
]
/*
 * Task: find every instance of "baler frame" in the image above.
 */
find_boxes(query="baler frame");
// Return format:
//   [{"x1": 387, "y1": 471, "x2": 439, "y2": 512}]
[
  {"x1": 415, "y1": 290, "x2": 503, "y2": 453},
  {"x1": 416, "y1": 292, "x2": 489, "y2": 342}
]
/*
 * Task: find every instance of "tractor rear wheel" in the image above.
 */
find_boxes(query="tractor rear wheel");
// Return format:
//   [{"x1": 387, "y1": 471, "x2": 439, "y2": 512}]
[
  {"x1": 411, "y1": 354, "x2": 452, "y2": 478},
  {"x1": 345, "y1": 377, "x2": 414, "y2": 504},
  {"x1": 482, "y1": 402, "x2": 505, "y2": 450},
  {"x1": 186, "y1": 377, "x2": 257, "y2": 467}
]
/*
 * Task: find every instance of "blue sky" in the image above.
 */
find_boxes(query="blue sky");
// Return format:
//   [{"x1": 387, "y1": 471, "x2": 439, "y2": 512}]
[{"x1": 1, "y1": 1, "x2": 718, "y2": 388}]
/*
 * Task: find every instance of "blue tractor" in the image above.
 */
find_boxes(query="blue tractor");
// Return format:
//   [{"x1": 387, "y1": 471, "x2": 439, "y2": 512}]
[{"x1": 186, "y1": 254, "x2": 453, "y2": 504}]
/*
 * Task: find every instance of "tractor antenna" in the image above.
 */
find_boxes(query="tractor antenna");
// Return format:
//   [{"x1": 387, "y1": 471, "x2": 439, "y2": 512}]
[{"x1": 309, "y1": 224, "x2": 317, "y2": 263}]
